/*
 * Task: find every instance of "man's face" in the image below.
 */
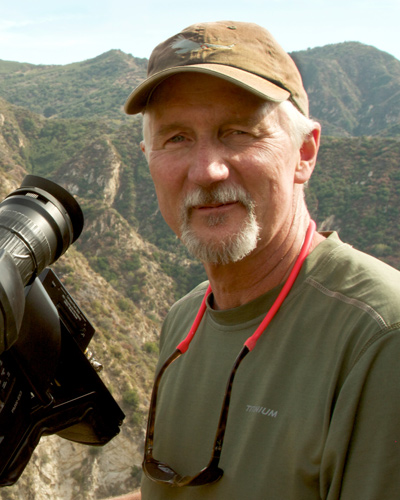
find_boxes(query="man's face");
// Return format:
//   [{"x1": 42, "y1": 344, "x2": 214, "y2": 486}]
[{"x1": 141, "y1": 73, "x2": 314, "y2": 265}]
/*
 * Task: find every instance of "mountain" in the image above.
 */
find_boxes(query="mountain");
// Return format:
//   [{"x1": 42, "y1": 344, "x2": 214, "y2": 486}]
[
  {"x1": 0, "y1": 42, "x2": 399, "y2": 499},
  {"x1": 0, "y1": 50, "x2": 147, "y2": 121},
  {"x1": 1, "y1": 44, "x2": 400, "y2": 136},
  {"x1": 292, "y1": 42, "x2": 400, "y2": 136},
  {"x1": 309, "y1": 136, "x2": 400, "y2": 269}
]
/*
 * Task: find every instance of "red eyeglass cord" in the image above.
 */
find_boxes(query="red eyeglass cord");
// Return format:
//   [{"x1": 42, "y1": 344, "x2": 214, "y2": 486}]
[{"x1": 177, "y1": 219, "x2": 316, "y2": 354}]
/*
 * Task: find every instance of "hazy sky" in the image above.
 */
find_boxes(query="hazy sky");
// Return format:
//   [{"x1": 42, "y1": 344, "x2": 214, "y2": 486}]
[{"x1": 1, "y1": 0, "x2": 399, "y2": 65}]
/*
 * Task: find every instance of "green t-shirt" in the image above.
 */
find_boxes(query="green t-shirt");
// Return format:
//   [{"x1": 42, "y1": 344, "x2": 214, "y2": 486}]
[{"x1": 142, "y1": 233, "x2": 400, "y2": 499}]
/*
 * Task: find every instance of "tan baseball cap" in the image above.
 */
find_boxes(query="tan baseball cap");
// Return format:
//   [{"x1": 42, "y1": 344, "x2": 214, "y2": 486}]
[{"x1": 124, "y1": 21, "x2": 309, "y2": 116}]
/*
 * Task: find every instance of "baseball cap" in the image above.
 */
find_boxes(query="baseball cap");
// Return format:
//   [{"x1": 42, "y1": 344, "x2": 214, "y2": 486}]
[{"x1": 124, "y1": 21, "x2": 309, "y2": 116}]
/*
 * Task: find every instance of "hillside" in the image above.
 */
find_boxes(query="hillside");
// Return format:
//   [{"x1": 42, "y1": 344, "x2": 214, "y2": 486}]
[
  {"x1": 1, "y1": 43, "x2": 400, "y2": 137},
  {"x1": 292, "y1": 42, "x2": 400, "y2": 136},
  {"x1": 0, "y1": 50, "x2": 147, "y2": 121},
  {"x1": 0, "y1": 99, "x2": 168, "y2": 498},
  {"x1": 0, "y1": 41, "x2": 398, "y2": 499},
  {"x1": 309, "y1": 136, "x2": 400, "y2": 268}
]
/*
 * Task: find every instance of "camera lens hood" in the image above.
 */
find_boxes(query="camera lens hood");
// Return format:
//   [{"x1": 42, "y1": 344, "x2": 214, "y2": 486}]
[{"x1": 18, "y1": 175, "x2": 84, "y2": 244}]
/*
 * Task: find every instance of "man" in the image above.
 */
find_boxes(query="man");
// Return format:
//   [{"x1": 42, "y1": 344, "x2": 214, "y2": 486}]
[{"x1": 123, "y1": 21, "x2": 400, "y2": 499}]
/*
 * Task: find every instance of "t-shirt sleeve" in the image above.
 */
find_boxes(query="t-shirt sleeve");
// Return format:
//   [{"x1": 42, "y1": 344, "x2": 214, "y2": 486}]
[{"x1": 320, "y1": 326, "x2": 400, "y2": 499}]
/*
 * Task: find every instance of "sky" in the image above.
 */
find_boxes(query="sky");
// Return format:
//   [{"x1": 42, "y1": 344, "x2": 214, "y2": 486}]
[{"x1": 0, "y1": 0, "x2": 399, "y2": 66}]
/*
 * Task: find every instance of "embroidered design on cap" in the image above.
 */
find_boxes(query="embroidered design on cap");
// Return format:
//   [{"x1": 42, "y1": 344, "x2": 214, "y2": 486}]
[{"x1": 171, "y1": 35, "x2": 235, "y2": 55}]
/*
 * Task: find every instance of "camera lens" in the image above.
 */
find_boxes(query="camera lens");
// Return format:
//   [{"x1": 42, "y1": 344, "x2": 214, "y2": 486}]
[{"x1": 0, "y1": 175, "x2": 84, "y2": 286}]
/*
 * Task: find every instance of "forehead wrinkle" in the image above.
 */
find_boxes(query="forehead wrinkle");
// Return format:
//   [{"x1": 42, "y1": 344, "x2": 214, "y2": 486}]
[{"x1": 145, "y1": 101, "x2": 278, "y2": 137}]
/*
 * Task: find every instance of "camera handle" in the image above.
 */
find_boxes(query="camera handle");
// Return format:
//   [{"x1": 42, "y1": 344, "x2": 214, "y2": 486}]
[{"x1": 11, "y1": 273, "x2": 62, "y2": 405}]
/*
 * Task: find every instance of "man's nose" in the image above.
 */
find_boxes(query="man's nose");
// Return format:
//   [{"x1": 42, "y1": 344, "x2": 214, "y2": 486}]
[{"x1": 187, "y1": 142, "x2": 230, "y2": 187}]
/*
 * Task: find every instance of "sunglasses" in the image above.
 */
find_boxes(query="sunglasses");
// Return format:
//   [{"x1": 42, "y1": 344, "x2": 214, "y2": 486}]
[
  {"x1": 143, "y1": 341, "x2": 249, "y2": 487},
  {"x1": 142, "y1": 220, "x2": 316, "y2": 487}
]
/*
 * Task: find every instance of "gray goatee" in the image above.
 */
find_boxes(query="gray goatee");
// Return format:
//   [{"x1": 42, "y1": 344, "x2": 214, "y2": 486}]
[{"x1": 180, "y1": 185, "x2": 260, "y2": 265}]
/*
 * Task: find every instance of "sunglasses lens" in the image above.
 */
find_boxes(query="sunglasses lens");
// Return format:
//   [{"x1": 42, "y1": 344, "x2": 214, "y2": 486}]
[
  {"x1": 189, "y1": 465, "x2": 224, "y2": 486},
  {"x1": 144, "y1": 460, "x2": 177, "y2": 482},
  {"x1": 144, "y1": 458, "x2": 224, "y2": 487}
]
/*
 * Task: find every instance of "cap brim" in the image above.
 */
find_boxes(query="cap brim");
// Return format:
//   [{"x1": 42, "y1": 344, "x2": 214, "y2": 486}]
[{"x1": 124, "y1": 64, "x2": 291, "y2": 115}]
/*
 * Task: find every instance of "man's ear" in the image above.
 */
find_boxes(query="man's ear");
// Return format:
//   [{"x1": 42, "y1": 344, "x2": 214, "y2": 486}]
[
  {"x1": 140, "y1": 140, "x2": 146, "y2": 154},
  {"x1": 295, "y1": 124, "x2": 321, "y2": 184}
]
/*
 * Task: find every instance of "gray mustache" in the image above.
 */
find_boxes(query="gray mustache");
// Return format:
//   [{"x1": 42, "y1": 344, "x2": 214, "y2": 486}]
[{"x1": 183, "y1": 185, "x2": 254, "y2": 210}]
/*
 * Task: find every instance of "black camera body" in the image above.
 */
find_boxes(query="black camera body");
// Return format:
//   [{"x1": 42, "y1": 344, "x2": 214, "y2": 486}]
[{"x1": 0, "y1": 176, "x2": 125, "y2": 486}]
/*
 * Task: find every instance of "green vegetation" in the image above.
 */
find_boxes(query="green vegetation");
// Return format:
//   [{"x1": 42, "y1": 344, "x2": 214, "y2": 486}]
[
  {"x1": 0, "y1": 50, "x2": 148, "y2": 122},
  {"x1": 122, "y1": 389, "x2": 140, "y2": 409},
  {"x1": 292, "y1": 42, "x2": 400, "y2": 137},
  {"x1": 307, "y1": 137, "x2": 400, "y2": 268}
]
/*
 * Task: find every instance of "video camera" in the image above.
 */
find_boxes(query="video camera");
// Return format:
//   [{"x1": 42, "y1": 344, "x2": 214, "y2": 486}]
[{"x1": 0, "y1": 175, "x2": 125, "y2": 486}]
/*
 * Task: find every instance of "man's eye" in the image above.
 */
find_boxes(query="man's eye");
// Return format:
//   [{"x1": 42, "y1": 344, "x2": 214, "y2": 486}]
[
  {"x1": 168, "y1": 135, "x2": 185, "y2": 143},
  {"x1": 224, "y1": 129, "x2": 251, "y2": 138},
  {"x1": 223, "y1": 130, "x2": 254, "y2": 142}
]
